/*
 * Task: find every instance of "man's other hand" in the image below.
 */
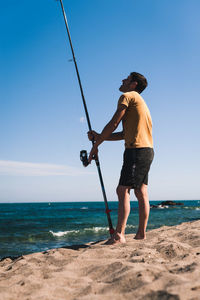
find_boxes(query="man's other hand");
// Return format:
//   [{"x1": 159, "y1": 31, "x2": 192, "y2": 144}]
[
  {"x1": 87, "y1": 130, "x2": 100, "y2": 142},
  {"x1": 88, "y1": 144, "x2": 98, "y2": 163}
]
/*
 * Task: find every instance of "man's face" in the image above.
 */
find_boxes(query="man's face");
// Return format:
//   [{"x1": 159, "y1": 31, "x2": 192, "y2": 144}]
[{"x1": 119, "y1": 75, "x2": 137, "y2": 93}]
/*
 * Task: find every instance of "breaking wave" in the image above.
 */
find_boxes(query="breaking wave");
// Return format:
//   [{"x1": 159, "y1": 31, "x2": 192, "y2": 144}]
[
  {"x1": 50, "y1": 224, "x2": 137, "y2": 238},
  {"x1": 49, "y1": 227, "x2": 108, "y2": 237}
]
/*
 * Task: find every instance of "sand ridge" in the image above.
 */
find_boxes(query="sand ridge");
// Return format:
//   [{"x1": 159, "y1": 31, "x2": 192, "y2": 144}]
[{"x1": 0, "y1": 220, "x2": 200, "y2": 300}]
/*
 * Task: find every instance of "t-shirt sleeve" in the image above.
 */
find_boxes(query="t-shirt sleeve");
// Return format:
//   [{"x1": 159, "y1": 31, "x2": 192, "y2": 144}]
[{"x1": 117, "y1": 94, "x2": 130, "y2": 108}]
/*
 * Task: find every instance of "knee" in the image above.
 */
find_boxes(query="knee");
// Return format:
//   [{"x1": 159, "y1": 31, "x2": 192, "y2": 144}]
[
  {"x1": 116, "y1": 185, "x2": 130, "y2": 197},
  {"x1": 134, "y1": 185, "x2": 148, "y2": 199},
  {"x1": 134, "y1": 188, "x2": 142, "y2": 199},
  {"x1": 116, "y1": 185, "x2": 122, "y2": 196}
]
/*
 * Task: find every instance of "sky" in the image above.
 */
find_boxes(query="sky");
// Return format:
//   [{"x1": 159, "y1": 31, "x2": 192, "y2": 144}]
[{"x1": 0, "y1": 0, "x2": 200, "y2": 202}]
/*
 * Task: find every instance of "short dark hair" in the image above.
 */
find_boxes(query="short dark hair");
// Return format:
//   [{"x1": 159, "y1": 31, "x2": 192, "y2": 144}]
[{"x1": 130, "y1": 72, "x2": 148, "y2": 93}]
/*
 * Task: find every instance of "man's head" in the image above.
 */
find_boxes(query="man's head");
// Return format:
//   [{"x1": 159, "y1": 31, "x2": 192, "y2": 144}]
[{"x1": 119, "y1": 72, "x2": 148, "y2": 94}]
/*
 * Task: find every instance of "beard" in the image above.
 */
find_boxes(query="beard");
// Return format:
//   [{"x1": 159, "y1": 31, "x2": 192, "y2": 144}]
[{"x1": 119, "y1": 84, "x2": 125, "y2": 92}]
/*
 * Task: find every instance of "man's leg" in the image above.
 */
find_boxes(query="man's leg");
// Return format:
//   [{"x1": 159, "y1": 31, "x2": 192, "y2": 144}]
[
  {"x1": 105, "y1": 185, "x2": 131, "y2": 244},
  {"x1": 134, "y1": 183, "x2": 150, "y2": 239},
  {"x1": 115, "y1": 185, "x2": 131, "y2": 239}
]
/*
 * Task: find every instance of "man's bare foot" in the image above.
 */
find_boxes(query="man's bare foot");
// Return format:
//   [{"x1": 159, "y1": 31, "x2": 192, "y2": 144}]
[
  {"x1": 134, "y1": 233, "x2": 146, "y2": 240},
  {"x1": 104, "y1": 232, "x2": 126, "y2": 245}
]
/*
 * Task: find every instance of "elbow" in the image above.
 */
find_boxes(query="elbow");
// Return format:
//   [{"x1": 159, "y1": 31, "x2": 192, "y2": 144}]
[
  {"x1": 113, "y1": 122, "x2": 119, "y2": 130},
  {"x1": 112, "y1": 118, "x2": 120, "y2": 129}
]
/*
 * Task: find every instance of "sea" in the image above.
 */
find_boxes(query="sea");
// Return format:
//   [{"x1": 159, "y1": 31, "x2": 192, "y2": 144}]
[{"x1": 0, "y1": 200, "x2": 199, "y2": 259}]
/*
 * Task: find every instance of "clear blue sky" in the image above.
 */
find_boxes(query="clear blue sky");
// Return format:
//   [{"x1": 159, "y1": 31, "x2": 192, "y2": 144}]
[{"x1": 1, "y1": 0, "x2": 200, "y2": 202}]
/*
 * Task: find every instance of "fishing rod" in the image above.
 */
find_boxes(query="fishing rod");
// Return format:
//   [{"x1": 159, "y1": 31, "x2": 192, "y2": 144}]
[{"x1": 57, "y1": 0, "x2": 114, "y2": 236}]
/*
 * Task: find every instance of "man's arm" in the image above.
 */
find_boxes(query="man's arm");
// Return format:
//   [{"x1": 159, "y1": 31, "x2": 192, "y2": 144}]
[
  {"x1": 105, "y1": 131, "x2": 124, "y2": 141},
  {"x1": 88, "y1": 105, "x2": 127, "y2": 162},
  {"x1": 88, "y1": 130, "x2": 124, "y2": 141},
  {"x1": 95, "y1": 105, "x2": 126, "y2": 146}
]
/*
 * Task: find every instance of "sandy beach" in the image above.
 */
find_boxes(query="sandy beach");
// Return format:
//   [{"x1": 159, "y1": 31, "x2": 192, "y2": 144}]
[{"x1": 0, "y1": 220, "x2": 200, "y2": 300}]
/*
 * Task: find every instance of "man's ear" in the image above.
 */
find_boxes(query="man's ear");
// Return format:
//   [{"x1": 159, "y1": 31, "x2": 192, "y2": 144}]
[{"x1": 131, "y1": 81, "x2": 138, "y2": 89}]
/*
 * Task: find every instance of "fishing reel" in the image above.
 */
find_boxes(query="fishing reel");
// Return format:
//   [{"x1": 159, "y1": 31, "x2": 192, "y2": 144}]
[{"x1": 80, "y1": 150, "x2": 89, "y2": 167}]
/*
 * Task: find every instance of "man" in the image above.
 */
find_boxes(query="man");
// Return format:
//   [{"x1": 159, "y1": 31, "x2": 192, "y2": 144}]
[{"x1": 88, "y1": 72, "x2": 154, "y2": 244}]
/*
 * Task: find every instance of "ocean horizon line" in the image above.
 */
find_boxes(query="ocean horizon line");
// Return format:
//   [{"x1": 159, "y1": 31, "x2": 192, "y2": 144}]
[{"x1": 0, "y1": 199, "x2": 200, "y2": 204}]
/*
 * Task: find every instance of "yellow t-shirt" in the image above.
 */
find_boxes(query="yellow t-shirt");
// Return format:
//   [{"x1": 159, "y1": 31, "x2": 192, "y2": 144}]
[{"x1": 118, "y1": 91, "x2": 153, "y2": 148}]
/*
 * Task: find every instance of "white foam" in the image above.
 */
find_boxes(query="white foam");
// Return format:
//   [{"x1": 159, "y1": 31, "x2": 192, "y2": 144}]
[
  {"x1": 49, "y1": 226, "x2": 108, "y2": 237},
  {"x1": 157, "y1": 205, "x2": 164, "y2": 209},
  {"x1": 83, "y1": 227, "x2": 107, "y2": 233},
  {"x1": 49, "y1": 230, "x2": 79, "y2": 237},
  {"x1": 184, "y1": 207, "x2": 200, "y2": 210},
  {"x1": 126, "y1": 224, "x2": 136, "y2": 229}
]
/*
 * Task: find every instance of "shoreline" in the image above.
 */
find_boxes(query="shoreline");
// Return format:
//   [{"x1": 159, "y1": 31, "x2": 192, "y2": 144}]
[
  {"x1": 1, "y1": 220, "x2": 200, "y2": 299},
  {"x1": 1, "y1": 217, "x2": 199, "y2": 261},
  {"x1": 1, "y1": 200, "x2": 199, "y2": 261}
]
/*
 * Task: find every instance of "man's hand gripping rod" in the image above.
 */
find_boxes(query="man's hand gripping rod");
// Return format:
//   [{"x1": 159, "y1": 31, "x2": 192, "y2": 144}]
[{"x1": 57, "y1": 0, "x2": 114, "y2": 236}]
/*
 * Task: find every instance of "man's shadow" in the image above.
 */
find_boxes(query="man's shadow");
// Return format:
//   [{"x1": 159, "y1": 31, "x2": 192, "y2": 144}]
[{"x1": 61, "y1": 239, "x2": 103, "y2": 251}]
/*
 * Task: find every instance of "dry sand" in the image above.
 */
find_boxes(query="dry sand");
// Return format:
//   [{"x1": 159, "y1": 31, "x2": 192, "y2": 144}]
[{"x1": 0, "y1": 220, "x2": 200, "y2": 300}]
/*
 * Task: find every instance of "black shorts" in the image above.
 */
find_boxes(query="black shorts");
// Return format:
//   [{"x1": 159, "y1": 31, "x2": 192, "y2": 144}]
[{"x1": 119, "y1": 148, "x2": 154, "y2": 189}]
